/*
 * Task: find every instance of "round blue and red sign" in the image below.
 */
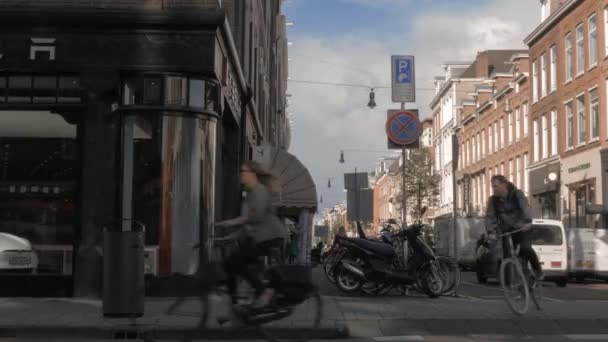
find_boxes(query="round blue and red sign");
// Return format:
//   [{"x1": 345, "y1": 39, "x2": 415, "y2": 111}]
[{"x1": 385, "y1": 111, "x2": 421, "y2": 146}]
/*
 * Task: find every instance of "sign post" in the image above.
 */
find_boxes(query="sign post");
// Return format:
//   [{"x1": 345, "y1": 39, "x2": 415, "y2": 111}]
[{"x1": 390, "y1": 55, "x2": 418, "y2": 227}]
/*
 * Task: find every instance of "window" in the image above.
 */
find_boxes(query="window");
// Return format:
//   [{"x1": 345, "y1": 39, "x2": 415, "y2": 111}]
[
  {"x1": 550, "y1": 45, "x2": 557, "y2": 92},
  {"x1": 577, "y1": 94, "x2": 586, "y2": 144},
  {"x1": 523, "y1": 103, "x2": 529, "y2": 135},
  {"x1": 541, "y1": 53, "x2": 547, "y2": 97},
  {"x1": 472, "y1": 136, "x2": 477, "y2": 162},
  {"x1": 532, "y1": 59, "x2": 538, "y2": 102},
  {"x1": 508, "y1": 111, "x2": 514, "y2": 144},
  {"x1": 509, "y1": 159, "x2": 514, "y2": 183},
  {"x1": 568, "y1": 181, "x2": 597, "y2": 228},
  {"x1": 590, "y1": 87, "x2": 599, "y2": 140},
  {"x1": 576, "y1": 24, "x2": 584, "y2": 75},
  {"x1": 500, "y1": 117, "x2": 505, "y2": 148},
  {"x1": 481, "y1": 129, "x2": 485, "y2": 157},
  {"x1": 542, "y1": 115, "x2": 548, "y2": 159},
  {"x1": 566, "y1": 101, "x2": 574, "y2": 148},
  {"x1": 516, "y1": 156, "x2": 521, "y2": 189},
  {"x1": 541, "y1": 0, "x2": 549, "y2": 21},
  {"x1": 589, "y1": 14, "x2": 598, "y2": 67},
  {"x1": 551, "y1": 110, "x2": 558, "y2": 155},
  {"x1": 533, "y1": 119, "x2": 540, "y2": 161},
  {"x1": 523, "y1": 154, "x2": 529, "y2": 194},
  {"x1": 605, "y1": 8, "x2": 608, "y2": 58},
  {"x1": 494, "y1": 121, "x2": 499, "y2": 150},
  {"x1": 489, "y1": 125, "x2": 494, "y2": 152},
  {"x1": 565, "y1": 33, "x2": 573, "y2": 81},
  {"x1": 500, "y1": 162, "x2": 505, "y2": 176},
  {"x1": 514, "y1": 107, "x2": 521, "y2": 141},
  {"x1": 477, "y1": 132, "x2": 481, "y2": 159}
]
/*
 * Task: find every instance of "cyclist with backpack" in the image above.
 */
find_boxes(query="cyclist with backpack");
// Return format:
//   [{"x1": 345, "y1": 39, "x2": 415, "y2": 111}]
[{"x1": 485, "y1": 175, "x2": 544, "y2": 281}]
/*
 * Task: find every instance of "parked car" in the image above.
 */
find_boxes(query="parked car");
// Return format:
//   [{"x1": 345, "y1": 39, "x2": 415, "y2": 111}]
[
  {"x1": 475, "y1": 219, "x2": 568, "y2": 287},
  {"x1": 568, "y1": 227, "x2": 608, "y2": 283},
  {"x1": 0, "y1": 232, "x2": 38, "y2": 273}
]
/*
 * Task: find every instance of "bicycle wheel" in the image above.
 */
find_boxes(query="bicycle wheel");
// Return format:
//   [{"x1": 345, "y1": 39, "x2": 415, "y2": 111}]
[
  {"x1": 499, "y1": 258, "x2": 529, "y2": 316},
  {"x1": 436, "y1": 256, "x2": 461, "y2": 296},
  {"x1": 528, "y1": 271, "x2": 544, "y2": 311}
]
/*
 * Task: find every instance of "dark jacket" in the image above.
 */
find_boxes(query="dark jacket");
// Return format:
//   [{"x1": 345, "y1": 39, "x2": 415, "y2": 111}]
[{"x1": 485, "y1": 189, "x2": 532, "y2": 232}]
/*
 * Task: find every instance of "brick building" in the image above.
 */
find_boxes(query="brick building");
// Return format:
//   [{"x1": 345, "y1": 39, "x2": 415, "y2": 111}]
[
  {"x1": 525, "y1": 0, "x2": 608, "y2": 227},
  {"x1": 455, "y1": 52, "x2": 531, "y2": 216},
  {"x1": 0, "y1": 0, "x2": 310, "y2": 297}
]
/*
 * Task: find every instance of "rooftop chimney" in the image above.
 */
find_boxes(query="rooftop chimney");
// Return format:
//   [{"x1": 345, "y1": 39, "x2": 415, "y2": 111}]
[{"x1": 475, "y1": 51, "x2": 490, "y2": 78}]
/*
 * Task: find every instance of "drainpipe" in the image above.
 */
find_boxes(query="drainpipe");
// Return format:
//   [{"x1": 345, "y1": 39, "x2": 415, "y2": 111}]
[{"x1": 240, "y1": 85, "x2": 254, "y2": 165}]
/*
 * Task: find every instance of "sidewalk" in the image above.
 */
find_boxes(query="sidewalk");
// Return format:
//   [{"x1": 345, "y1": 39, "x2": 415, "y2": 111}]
[{"x1": 2, "y1": 296, "x2": 608, "y2": 339}]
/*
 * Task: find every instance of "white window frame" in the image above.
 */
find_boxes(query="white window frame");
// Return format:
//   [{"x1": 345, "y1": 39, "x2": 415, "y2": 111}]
[
  {"x1": 589, "y1": 13, "x2": 598, "y2": 68},
  {"x1": 473, "y1": 135, "x2": 477, "y2": 162},
  {"x1": 542, "y1": 114, "x2": 548, "y2": 159},
  {"x1": 551, "y1": 110, "x2": 558, "y2": 155},
  {"x1": 566, "y1": 33, "x2": 573, "y2": 82},
  {"x1": 541, "y1": 52, "x2": 547, "y2": 98},
  {"x1": 590, "y1": 86, "x2": 599, "y2": 140},
  {"x1": 577, "y1": 93, "x2": 586, "y2": 145},
  {"x1": 477, "y1": 132, "x2": 482, "y2": 159},
  {"x1": 533, "y1": 119, "x2": 540, "y2": 162},
  {"x1": 576, "y1": 24, "x2": 585, "y2": 76},
  {"x1": 508, "y1": 111, "x2": 514, "y2": 144},
  {"x1": 523, "y1": 154, "x2": 529, "y2": 194},
  {"x1": 489, "y1": 125, "x2": 494, "y2": 153},
  {"x1": 500, "y1": 117, "x2": 505, "y2": 148},
  {"x1": 605, "y1": 7, "x2": 608, "y2": 59},
  {"x1": 509, "y1": 159, "x2": 514, "y2": 183},
  {"x1": 516, "y1": 156, "x2": 521, "y2": 189},
  {"x1": 550, "y1": 45, "x2": 557, "y2": 92},
  {"x1": 515, "y1": 107, "x2": 521, "y2": 140},
  {"x1": 494, "y1": 121, "x2": 499, "y2": 150},
  {"x1": 532, "y1": 59, "x2": 538, "y2": 102},
  {"x1": 500, "y1": 162, "x2": 505, "y2": 176},
  {"x1": 481, "y1": 129, "x2": 485, "y2": 157},
  {"x1": 565, "y1": 100, "x2": 574, "y2": 149},
  {"x1": 523, "y1": 102, "x2": 529, "y2": 136}
]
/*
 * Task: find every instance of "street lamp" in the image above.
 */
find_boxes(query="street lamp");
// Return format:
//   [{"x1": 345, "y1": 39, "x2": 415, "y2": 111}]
[{"x1": 367, "y1": 88, "x2": 377, "y2": 109}]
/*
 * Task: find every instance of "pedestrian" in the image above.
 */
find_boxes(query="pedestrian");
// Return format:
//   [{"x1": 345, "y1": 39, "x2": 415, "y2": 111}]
[
  {"x1": 485, "y1": 175, "x2": 544, "y2": 280},
  {"x1": 288, "y1": 234, "x2": 298, "y2": 264}
]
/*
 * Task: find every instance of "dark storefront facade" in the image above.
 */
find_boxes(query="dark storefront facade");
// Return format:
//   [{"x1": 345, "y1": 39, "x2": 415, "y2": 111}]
[
  {"x1": 528, "y1": 160, "x2": 560, "y2": 220},
  {"x1": 0, "y1": 10, "x2": 256, "y2": 296}
]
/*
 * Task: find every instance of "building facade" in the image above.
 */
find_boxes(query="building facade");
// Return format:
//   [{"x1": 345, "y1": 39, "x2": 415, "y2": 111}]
[
  {"x1": 455, "y1": 52, "x2": 531, "y2": 216},
  {"x1": 0, "y1": 0, "x2": 309, "y2": 297},
  {"x1": 525, "y1": 0, "x2": 608, "y2": 227}
]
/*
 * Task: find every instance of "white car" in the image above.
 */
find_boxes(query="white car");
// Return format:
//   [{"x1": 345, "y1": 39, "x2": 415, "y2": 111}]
[{"x1": 0, "y1": 233, "x2": 38, "y2": 273}]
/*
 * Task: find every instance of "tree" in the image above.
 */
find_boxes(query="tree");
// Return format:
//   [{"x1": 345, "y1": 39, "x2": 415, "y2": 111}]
[{"x1": 392, "y1": 148, "x2": 440, "y2": 222}]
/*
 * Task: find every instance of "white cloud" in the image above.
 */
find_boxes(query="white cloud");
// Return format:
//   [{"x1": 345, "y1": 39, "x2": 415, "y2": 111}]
[{"x1": 286, "y1": 0, "x2": 539, "y2": 212}]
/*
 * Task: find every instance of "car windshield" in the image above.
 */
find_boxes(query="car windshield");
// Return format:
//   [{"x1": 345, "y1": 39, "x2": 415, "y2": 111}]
[{"x1": 531, "y1": 225, "x2": 563, "y2": 246}]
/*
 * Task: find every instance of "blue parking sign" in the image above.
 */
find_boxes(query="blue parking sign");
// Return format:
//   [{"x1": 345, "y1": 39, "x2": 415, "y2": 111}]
[{"x1": 395, "y1": 58, "x2": 411, "y2": 84}]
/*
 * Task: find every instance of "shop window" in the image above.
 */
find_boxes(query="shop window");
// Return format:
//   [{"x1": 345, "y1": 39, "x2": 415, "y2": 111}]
[
  {"x1": 0, "y1": 77, "x2": 5, "y2": 103},
  {"x1": 8, "y1": 76, "x2": 31, "y2": 103},
  {"x1": 1, "y1": 75, "x2": 81, "y2": 104},
  {"x1": 57, "y1": 77, "x2": 81, "y2": 103},
  {"x1": 568, "y1": 181, "x2": 597, "y2": 228},
  {"x1": 0, "y1": 110, "x2": 78, "y2": 275}
]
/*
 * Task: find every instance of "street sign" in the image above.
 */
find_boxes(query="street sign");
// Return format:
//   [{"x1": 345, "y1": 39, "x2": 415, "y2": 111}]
[
  {"x1": 344, "y1": 172, "x2": 369, "y2": 190},
  {"x1": 385, "y1": 109, "x2": 421, "y2": 148},
  {"x1": 347, "y1": 188, "x2": 373, "y2": 222},
  {"x1": 391, "y1": 55, "x2": 416, "y2": 102}
]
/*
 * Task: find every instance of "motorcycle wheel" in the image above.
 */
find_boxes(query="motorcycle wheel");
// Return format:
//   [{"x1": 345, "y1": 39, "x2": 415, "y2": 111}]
[
  {"x1": 323, "y1": 257, "x2": 337, "y2": 284},
  {"x1": 419, "y1": 261, "x2": 443, "y2": 298},
  {"x1": 335, "y1": 265, "x2": 363, "y2": 293}
]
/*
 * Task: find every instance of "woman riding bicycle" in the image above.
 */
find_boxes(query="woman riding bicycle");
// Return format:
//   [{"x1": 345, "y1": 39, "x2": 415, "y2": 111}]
[
  {"x1": 216, "y1": 161, "x2": 288, "y2": 309},
  {"x1": 485, "y1": 175, "x2": 544, "y2": 281}
]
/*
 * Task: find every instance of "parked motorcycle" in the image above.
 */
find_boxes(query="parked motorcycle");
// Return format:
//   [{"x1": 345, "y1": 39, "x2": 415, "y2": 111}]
[{"x1": 332, "y1": 223, "x2": 444, "y2": 298}]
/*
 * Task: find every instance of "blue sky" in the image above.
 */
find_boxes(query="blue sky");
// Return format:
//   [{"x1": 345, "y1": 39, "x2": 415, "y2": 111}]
[{"x1": 282, "y1": 0, "x2": 539, "y2": 216}]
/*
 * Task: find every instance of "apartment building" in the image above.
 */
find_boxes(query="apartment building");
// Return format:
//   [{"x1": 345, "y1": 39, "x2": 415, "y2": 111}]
[
  {"x1": 525, "y1": 0, "x2": 608, "y2": 227},
  {"x1": 455, "y1": 52, "x2": 531, "y2": 216}
]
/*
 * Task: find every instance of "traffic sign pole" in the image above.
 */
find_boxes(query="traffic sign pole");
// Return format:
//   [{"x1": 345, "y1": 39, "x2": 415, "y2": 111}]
[{"x1": 400, "y1": 102, "x2": 407, "y2": 227}]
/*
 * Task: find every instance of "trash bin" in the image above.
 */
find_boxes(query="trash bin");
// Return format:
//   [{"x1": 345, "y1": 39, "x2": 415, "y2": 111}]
[{"x1": 102, "y1": 221, "x2": 145, "y2": 318}]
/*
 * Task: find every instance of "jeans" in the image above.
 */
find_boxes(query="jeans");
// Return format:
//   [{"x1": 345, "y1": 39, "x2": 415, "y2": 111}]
[
  {"x1": 502, "y1": 230, "x2": 542, "y2": 274},
  {"x1": 223, "y1": 237, "x2": 284, "y2": 303}
]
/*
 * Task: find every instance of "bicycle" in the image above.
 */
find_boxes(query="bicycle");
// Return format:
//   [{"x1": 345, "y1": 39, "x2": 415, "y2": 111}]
[
  {"x1": 496, "y1": 227, "x2": 544, "y2": 316},
  {"x1": 166, "y1": 236, "x2": 323, "y2": 342}
]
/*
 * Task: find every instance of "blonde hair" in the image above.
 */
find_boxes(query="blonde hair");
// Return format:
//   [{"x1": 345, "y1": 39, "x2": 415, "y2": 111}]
[{"x1": 243, "y1": 160, "x2": 278, "y2": 192}]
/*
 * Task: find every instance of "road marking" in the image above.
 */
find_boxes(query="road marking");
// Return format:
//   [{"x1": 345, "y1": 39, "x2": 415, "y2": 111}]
[
  {"x1": 374, "y1": 336, "x2": 425, "y2": 341},
  {"x1": 564, "y1": 334, "x2": 608, "y2": 340}
]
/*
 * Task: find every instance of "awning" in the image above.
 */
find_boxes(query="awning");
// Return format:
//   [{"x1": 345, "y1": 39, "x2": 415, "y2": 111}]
[{"x1": 253, "y1": 143, "x2": 318, "y2": 213}]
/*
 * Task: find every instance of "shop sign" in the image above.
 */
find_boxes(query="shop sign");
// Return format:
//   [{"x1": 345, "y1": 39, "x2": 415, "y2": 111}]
[{"x1": 568, "y1": 162, "x2": 591, "y2": 174}]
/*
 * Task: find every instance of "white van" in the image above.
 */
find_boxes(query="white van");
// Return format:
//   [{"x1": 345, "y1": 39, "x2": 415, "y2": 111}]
[
  {"x1": 567, "y1": 227, "x2": 608, "y2": 282},
  {"x1": 530, "y1": 219, "x2": 568, "y2": 287}
]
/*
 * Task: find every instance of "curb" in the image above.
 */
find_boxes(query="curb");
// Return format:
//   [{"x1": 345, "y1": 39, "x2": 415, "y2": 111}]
[{"x1": 0, "y1": 323, "x2": 349, "y2": 340}]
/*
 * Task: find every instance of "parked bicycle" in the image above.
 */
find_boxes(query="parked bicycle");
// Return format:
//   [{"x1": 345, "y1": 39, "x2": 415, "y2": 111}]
[
  {"x1": 166, "y1": 236, "x2": 323, "y2": 342},
  {"x1": 496, "y1": 227, "x2": 544, "y2": 316}
]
